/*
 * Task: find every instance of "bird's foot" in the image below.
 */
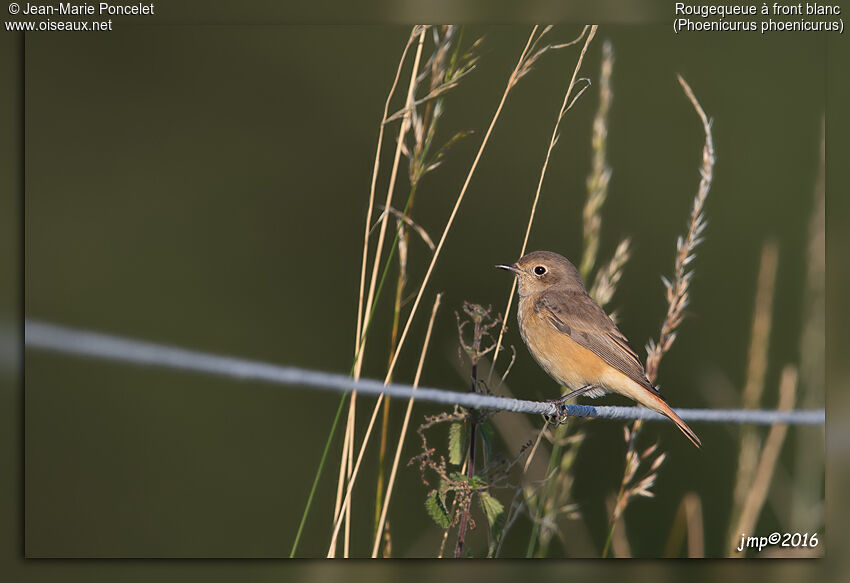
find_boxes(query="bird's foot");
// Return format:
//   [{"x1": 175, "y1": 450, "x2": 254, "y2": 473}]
[
  {"x1": 543, "y1": 385, "x2": 596, "y2": 426},
  {"x1": 543, "y1": 399, "x2": 569, "y2": 425}
]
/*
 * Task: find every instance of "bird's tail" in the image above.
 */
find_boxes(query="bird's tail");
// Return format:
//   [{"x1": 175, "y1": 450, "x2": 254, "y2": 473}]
[{"x1": 641, "y1": 390, "x2": 702, "y2": 448}]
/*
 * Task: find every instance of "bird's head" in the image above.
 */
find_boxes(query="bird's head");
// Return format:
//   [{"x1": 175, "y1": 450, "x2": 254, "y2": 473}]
[{"x1": 496, "y1": 250, "x2": 586, "y2": 296}]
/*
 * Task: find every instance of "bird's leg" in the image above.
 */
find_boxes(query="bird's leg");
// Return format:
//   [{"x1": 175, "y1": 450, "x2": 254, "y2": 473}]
[{"x1": 544, "y1": 385, "x2": 597, "y2": 425}]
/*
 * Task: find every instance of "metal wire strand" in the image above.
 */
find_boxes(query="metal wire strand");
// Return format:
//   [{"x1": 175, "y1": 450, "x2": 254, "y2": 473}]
[{"x1": 24, "y1": 320, "x2": 824, "y2": 426}]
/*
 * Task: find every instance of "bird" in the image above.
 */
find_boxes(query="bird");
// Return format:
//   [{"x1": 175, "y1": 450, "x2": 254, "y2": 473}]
[{"x1": 497, "y1": 250, "x2": 701, "y2": 447}]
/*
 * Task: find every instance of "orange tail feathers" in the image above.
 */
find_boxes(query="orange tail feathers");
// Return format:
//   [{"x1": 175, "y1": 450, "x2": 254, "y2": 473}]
[{"x1": 642, "y1": 391, "x2": 702, "y2": 448}]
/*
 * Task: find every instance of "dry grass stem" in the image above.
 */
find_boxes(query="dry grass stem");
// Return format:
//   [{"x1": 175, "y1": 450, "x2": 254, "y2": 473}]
[
  {"x1": 383, "y1": 25, "x2": 538, "y2": 385},
  {"x1": 521, "y1": 38, "x2": 622, "y2": 558},
  {"x1": 742, "y1": 241, "x2": 779, "y2": 409},
  {"x1": 664, "y1": 492, "x2": 705, "y2": 557},
  {"x1": 355, "y1": 26, "x2": 427, "y2": 379},
  {"x1": 478, "y1": 374, "x2": 564, "y2": 524},
  {"x1": 730, "y1": 365, "x2": 798, "y2": 556},
  {"x1": 330, "y1": 27, "x2": 428, "y2": 558},
  {"x1": 590, "y1": 237, "x2": 631, "y2": 309},
  {"x1": 355, "y1": 27, "x2": 418, "y2": 365},
  {"x1": 493, "y1": 490, "x2": 529, "y2": 558},
  {"x1": 384, "y1": 69, "x2": 476, "y2": 124},
  {"x1": 329, "y1": 27, "x2": 541, "y2": 555},
  {"x1": 605, "y1": 76, "x2": 714, "y2": 557},
  {"x1": 499, "y1": 345, "x2": 517, "y2": 385},
  {"x1": 377, "y1": 205, "x2": 436, "y2": 250},
  {"x1": 341, "y1": 30, "x2": 418, "y2": 545},
  {"x1": 371, "y1": 293, "x2": 442, "y2": 557},
  {"x1": 523, "y1": 426, "x2": 547, "y2": 474},
  {"x1": 603, "y1": 427, "x2": 667, "y2": 557},
  {"x1": 530, "y1": 428, "x2": 586, "y2": 556},
  {"x1": 332, "y1": 392, "x2": 357, "y2": 557},
  {"x1": 333, "y1": 399, "x2": 354, "y2": 521},
  {"x1": 605, "y1": 496, "x2": 633, "y2": 558},
  {"x1": 344, "y1": 411, "x2": 353, "y2": 557},
  {"x1": 644, "y1": 75, "x2": 715, "y2": 384},
  {"x1": 514, "y1": 25, "x2": 589, "y2": 84},
  {"x1": 385, "y1": 28, "x2": 480, "y2": 127},
  {"x1": 328, "y1": 396, "x2": 389, "y2": 555},
  {"x1": 729, "y1": 240, "x2": 779, "y2": 543},
  {"x1": 488, "y1": 25, "x2": 597, "y2": 386},
  {"x1": 580, "y1": 39, "x2": 614, "y2": 280},
  {"x1": 341, "y1": 30, "x2": 418, "y2": 535},
  {"x1": 684, "y1": 492, "x2": 705, "y2": 557},
  {"x1": 376, "y1": 27, "x2": 476, "y2": 536},
  {"x1": 792, "y1": 118, "x2": 825, "y2": 530},
  {"x1": 799, "y1": 118, "x2": 825, "y2": 396}
]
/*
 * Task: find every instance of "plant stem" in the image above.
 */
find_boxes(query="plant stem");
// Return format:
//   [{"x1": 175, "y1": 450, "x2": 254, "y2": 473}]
[
  {"x1": 602, "y1": 476, "x2": 628, "y2": 558},
  {"x1": 602, "y1": 520, "x2": 616, "y2": 558},
  {"x1": 525, "y1": 422, "x2": 568, "y2": 557},
  {"x1": 488, "y1": 25, "x2": 597, "y2": 387},
  {"x1": 375, "y1": 183, "x2": 419, "y2": 534},
  {"x1": 455, "y1": 362, "x2": 479, "y2": 558},
  {"x1": 295, "y1": 189, "x2": 415, "y2": 558},
  {"x1": 330, "y1": 28, "x2": 543, "y2": 555},
  {"x1": 289, "y1": 392, "x2": 348, "y2": 557},
  {"x1": 372, "y1": 293, "x2": 443, "y2": 557}
]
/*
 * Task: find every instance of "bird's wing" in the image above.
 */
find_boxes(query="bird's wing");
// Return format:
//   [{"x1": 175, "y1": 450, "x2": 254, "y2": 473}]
[{"x1": 535, "y1": 291, "x2": 661, "y2": 396}]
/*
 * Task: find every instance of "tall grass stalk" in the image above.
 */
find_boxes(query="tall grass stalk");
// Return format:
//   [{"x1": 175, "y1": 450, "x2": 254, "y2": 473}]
[
  {"x1": 488, "y1": 25, "x2": 596, "y2": 389},
  {"x1": 327, "y1": 26, "x2": 545, "y2": 556},
  {"x1": 382, "y1": 24, "x2": 540, "y2": 384},
  {"x1": 726, "y1": 240, "x2": 778, "y2": 550},
  {"x1": 603, "y1": 75, "x2": 714, "y2": 557},
  {"x1": 526, "y1": 47, "x2": 623, "y2": 554},
  {"x1": 371, "y1": 294, "x2": 443, "y2": 556},
  {"x1": 590, "y1": 238, "x2": 631, "y2": 312},
  {"x1": 513, "y1": 30, "x2": 627, "y2": 558},
  {"x1": 354, "y1": 27, "x2": 426, "y2": 380},
  {"x1": 791, "y1": 119, "x2": 825, "y2": 532},
  {"x1": 729, "y1": 365, "x2": 798, "y2": 556},
  {"x1": 579, "y1": 39, "x2": 614, "y2": 281},
  {"x1": 663, "y1": 491, "x2": 705, "y2": 557},
  {"x1": 376, "y1": 26, "x2": 476, "y2": 536},
  {"x1": 329, "y1": 26, "x2": 429, "y2": 558},
  {"x1": 354, "y1": 29, "x2": 417, "y2": 360},
  {"x1": 289, "y1": 28, "x2": 420, "y2": 559}
]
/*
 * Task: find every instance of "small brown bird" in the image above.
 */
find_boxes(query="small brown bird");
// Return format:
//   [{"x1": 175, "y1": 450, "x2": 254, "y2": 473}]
[{"x1": 497, "y1": 250, "x2": 701, "y2": 447}]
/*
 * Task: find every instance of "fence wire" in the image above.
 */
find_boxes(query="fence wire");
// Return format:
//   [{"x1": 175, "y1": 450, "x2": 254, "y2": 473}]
[{"x1": 24, "y1": 320, "x2": 824, "y2": 426}]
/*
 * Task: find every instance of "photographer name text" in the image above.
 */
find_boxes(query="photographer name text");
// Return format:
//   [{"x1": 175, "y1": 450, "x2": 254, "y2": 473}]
[{"x1": 17, "y1": 2, "x2": 153, "y2": 15}]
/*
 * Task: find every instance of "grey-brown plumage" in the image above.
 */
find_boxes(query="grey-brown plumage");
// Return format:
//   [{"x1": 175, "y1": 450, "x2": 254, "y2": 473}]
[{"x1": 497, "y1": 250, "x2": 701, "y2": 447}]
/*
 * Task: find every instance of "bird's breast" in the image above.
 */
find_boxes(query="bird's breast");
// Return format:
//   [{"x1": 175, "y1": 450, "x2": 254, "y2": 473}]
[{"x1": 517, "y1": 296, "x2": 609, "y2": 391}]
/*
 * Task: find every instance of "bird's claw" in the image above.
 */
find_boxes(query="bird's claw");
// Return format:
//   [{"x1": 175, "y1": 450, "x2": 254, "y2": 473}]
[
  {"x1": 543, "y1": 385, "x2": 596, "y2": 425},
  {"x1": 543, "y1": 395, "x2": 571, "y2": 426}
]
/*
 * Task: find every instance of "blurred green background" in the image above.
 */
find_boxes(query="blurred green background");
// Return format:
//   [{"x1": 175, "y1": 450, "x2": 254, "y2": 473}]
[{"x1": 22, "y1": 24, "x2": 825, "y2": 560}]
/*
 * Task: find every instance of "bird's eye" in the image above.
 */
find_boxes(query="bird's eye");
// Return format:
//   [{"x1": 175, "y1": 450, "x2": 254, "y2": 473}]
[{"x1": 534, "y1": 265, "x2": 547, "y2": 276}]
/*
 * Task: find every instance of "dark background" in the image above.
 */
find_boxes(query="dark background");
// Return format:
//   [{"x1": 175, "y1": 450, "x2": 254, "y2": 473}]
[{"x1": 0, "y1": 0, "x2": 841, "y2": 573}]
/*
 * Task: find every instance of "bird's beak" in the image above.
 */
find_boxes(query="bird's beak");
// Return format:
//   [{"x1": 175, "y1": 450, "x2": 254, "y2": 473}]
[{"x1": 496, "y1": 263, "x2": 521, "y2": 275}]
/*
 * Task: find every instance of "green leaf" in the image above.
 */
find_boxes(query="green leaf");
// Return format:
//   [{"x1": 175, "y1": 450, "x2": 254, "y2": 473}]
[
  {"x1": 479, "y1": 421, "x2": 494, "y2": 462},
  {"x1": 478, "y1": 491, "x2": 505, "y2": 529},
  {"x1": 449, "y1": 472, "x2": 486, "y2": 489},
  {"x1": 448, "y1": 422, "x2": 467, "y2": 466},
  {"x1": 425, "y1": 491, "x2": 451, "y2": 529}
]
